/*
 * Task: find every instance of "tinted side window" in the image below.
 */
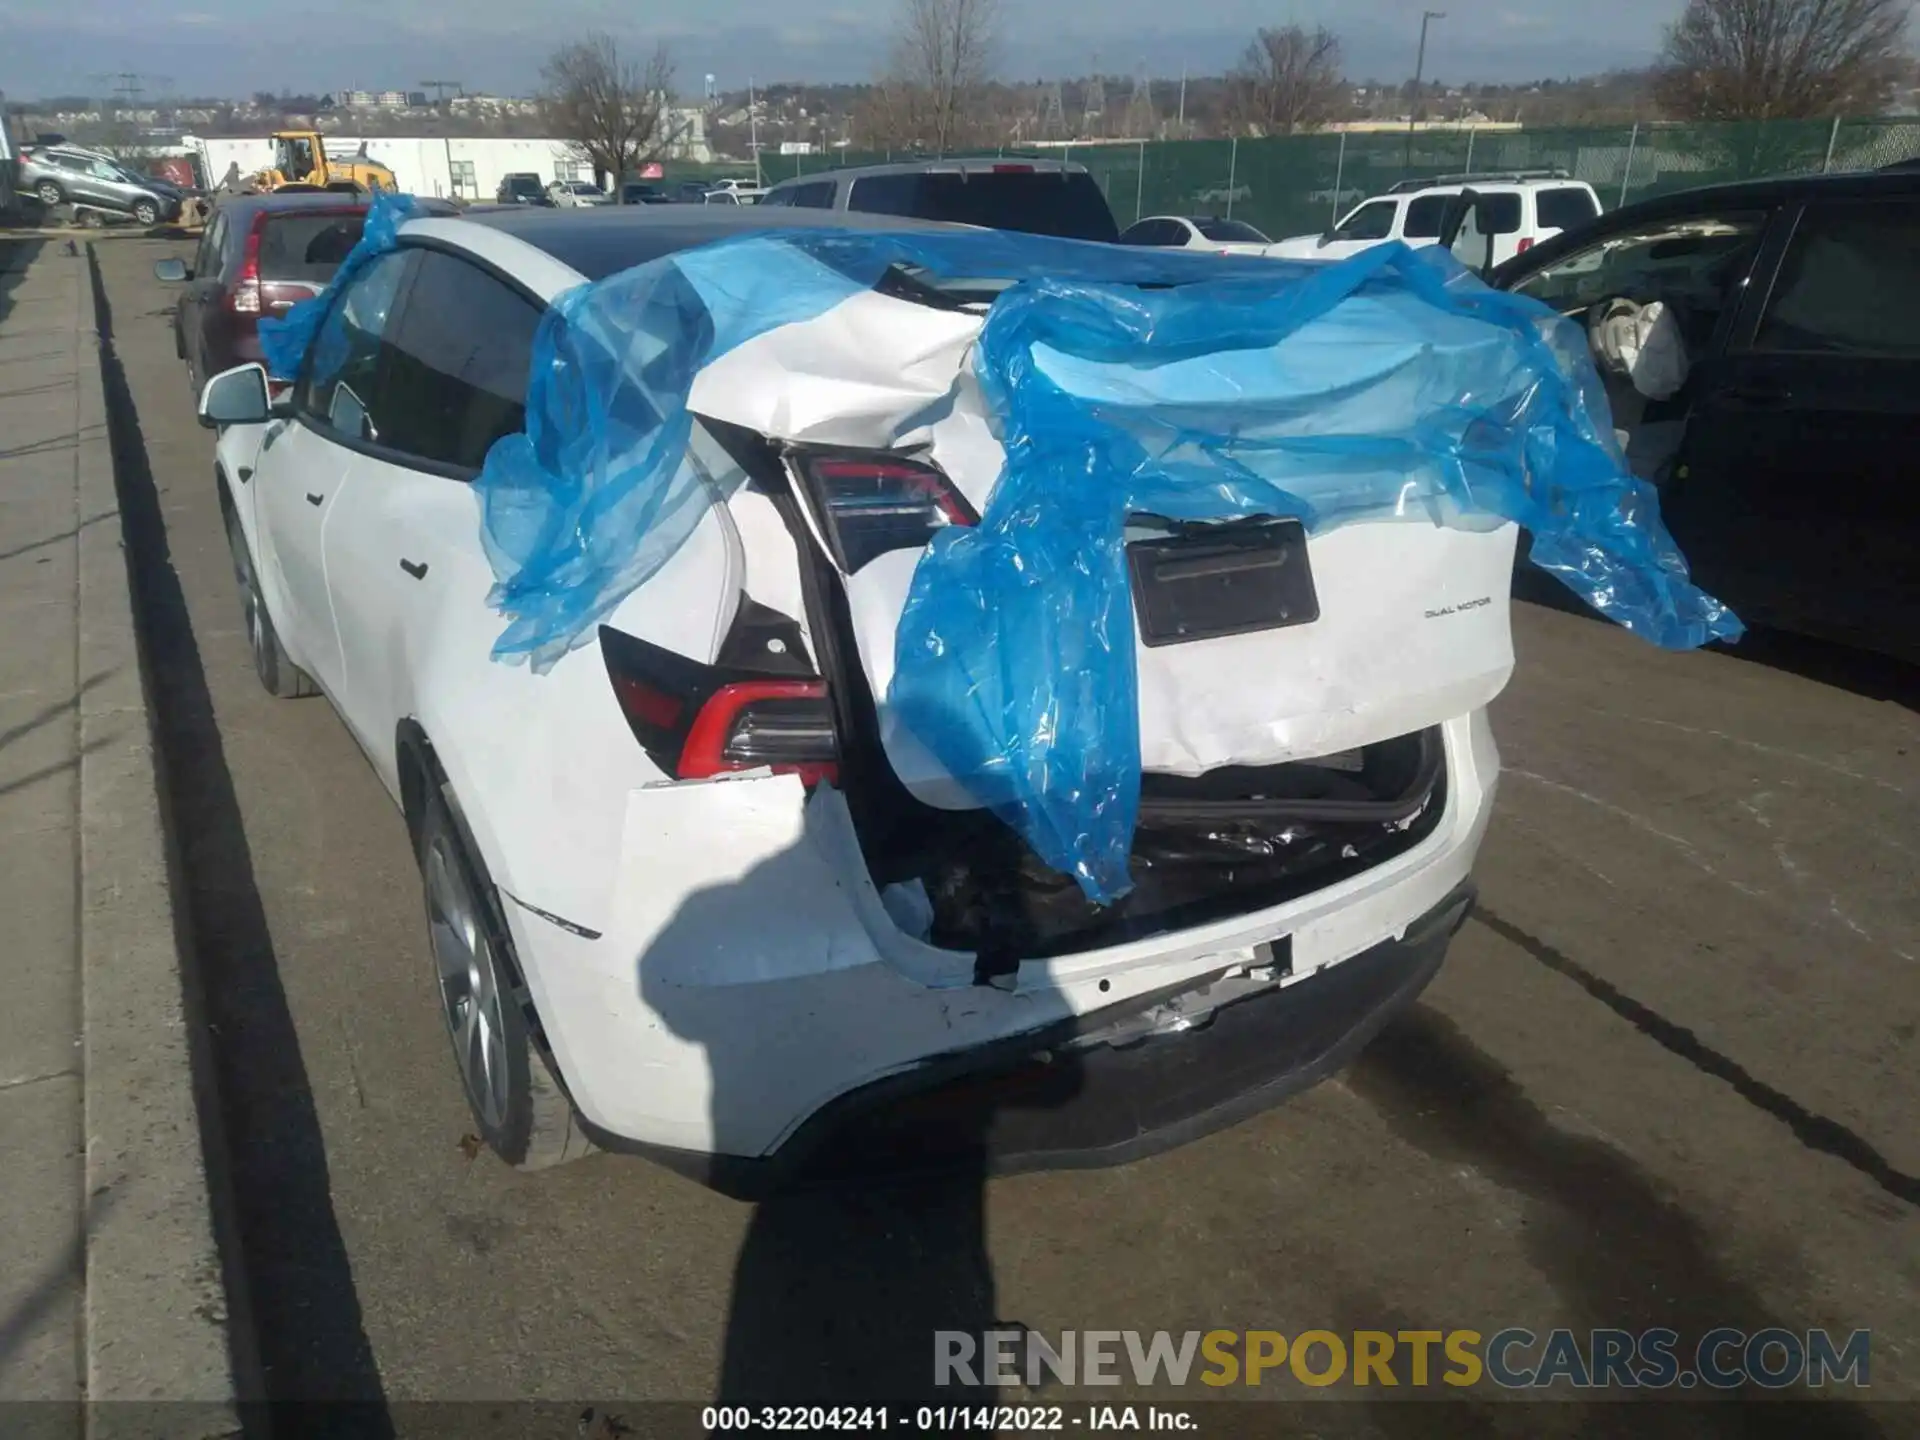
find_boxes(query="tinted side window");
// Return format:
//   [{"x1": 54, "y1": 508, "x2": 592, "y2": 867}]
[
  {"x1": 194, "y1": 212, "x2": 226, "y2": 279},
  {"x1": 1537, "y1": 187, "x2": 1599, "y2": 232},
  {"x1": 847, "y1": 171, "x2": 1119, "y2": 241},
  {"x1": 296, "y1": 249, "x2": 414, "y2": 439},
  {"x1": 1480, "y1": 192, "x2": 1522, "y2": 235},
  {"x1": 1403, "y1": 195, "x2": 1450, "y2": 239},
  {"x1": 1336, "y1": 201, "x2": 1396, "y2": 241},
  {"x1": 787, "y1": 181, "x2": 837, "y2": 210},
  {"x1": 259, "y1": 212, "x2": 365, "y2": 283},
  {"x1": 1193, "y1": 217, "x2": 1269, "y2": 243},
  {"x1": 376, "y1": 250, "x2": 542, "y2": 471},
  {"x1": 1753, "y1": 200, "x2": 1920, "y2": 358}
]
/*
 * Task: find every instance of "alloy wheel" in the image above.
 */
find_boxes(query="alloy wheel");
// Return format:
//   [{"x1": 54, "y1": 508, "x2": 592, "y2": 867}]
[{"x1": 423, "y1": 825, "x2": 511, "y2": 1130}]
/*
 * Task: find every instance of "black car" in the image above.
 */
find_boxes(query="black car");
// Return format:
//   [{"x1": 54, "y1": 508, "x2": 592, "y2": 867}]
[
  {"x1": 495, "y1": 173, "x2": 552, "y2": 206},
  {"x1": 1445, "y1": 168, "x2": 1919, "y2": 664}
]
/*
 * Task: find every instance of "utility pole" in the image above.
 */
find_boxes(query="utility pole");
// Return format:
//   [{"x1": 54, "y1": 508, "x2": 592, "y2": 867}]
[
  {"x1": 1405, "y1": 10, "x2": 1444, "y2": 174},
  {"x1": 748, "y1": 77, "x2": 761, "y2": 187},
  {"x1": 1177, "y1": 65, "x2": 1187, "y2": 138},
  {"x1": 419, "y1": 80, "x2": 464, "y2": 105}
]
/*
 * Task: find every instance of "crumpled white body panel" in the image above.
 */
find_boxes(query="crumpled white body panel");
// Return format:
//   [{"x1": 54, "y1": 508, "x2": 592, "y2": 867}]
[{"x1": 686, "y1": 292, "x2": 1518, "y2": 806}]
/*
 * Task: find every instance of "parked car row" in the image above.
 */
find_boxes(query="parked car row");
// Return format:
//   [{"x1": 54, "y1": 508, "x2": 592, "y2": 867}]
[{"x1": 494, "y1": 172, "x2": 765, "y2": 208}]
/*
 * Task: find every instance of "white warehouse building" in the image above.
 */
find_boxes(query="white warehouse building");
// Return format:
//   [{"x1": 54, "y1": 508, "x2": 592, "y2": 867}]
[{"x1": 189, "y1": 121, "x2": 714, "y2": 200}]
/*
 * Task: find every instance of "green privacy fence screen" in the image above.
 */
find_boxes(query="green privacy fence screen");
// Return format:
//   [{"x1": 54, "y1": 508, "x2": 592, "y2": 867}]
[{"x1": 759, "y1": 117, "x2": 1920, "y2": 239}]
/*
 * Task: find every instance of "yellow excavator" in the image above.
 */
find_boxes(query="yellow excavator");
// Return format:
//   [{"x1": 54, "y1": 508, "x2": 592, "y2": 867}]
[{"x1": 248, "y1": 131, "x2": 396, "y2": 194}]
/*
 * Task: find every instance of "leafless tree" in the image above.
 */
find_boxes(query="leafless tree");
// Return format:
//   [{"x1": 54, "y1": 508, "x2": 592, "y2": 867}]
[
  {"x1": 864, "y1": 0, "x2": 1000, "y2": 153},
  {"x1": 1657, "y1": 0, "x2": 1910, "y2": 119},
  {"x1": 1227, "y1": 25, "x2": 1345, "y2": 136},
  {"x1": 541, "y1": 33, "x2": 677, "y2": 188}
]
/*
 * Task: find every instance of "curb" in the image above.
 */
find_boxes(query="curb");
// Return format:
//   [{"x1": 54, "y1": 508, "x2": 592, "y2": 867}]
[{"x1": 77, "y1": 246, "x2": 245, "y2": 1437}]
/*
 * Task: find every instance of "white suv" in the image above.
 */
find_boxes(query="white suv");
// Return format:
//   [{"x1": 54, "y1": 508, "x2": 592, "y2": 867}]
[
  {"x1": 1270, "y1": 171, "x2": 1603, "y2": 266},
  {"x1": 196, "y1": 205, "x2": 1516, "y2": 1183}
]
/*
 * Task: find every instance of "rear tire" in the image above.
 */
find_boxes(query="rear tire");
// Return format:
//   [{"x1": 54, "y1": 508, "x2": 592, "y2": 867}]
[
  {"x1": 415, "y1": 783, "x2": 595, "y2": 1170},
  {"x1": 222, "y1": 500, "x2": 316, "y2": 698}
]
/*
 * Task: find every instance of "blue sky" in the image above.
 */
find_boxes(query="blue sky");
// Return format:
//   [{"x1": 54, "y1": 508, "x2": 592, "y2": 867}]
[{"x1": 0, "y1": 0, "x2": 1682, "y2": 99}]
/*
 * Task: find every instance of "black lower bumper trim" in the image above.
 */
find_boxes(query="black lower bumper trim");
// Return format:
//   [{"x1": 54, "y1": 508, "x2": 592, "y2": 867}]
[{"x1": 581, "y1": 882, "x2": 1476, "y2": 1198}]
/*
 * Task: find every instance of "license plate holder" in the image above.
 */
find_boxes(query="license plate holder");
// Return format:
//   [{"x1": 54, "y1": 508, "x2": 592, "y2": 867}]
[{"x1": 1127, "y1": 518, "x2": 1319, "y2": 648}]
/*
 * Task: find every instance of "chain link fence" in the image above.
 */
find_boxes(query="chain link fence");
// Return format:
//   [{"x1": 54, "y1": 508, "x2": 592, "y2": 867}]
[{"x1": 765, "y1": 116, "x2": 1920, "y2": 239}]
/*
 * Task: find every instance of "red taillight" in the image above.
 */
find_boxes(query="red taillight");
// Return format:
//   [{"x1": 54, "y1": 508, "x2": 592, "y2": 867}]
[
  {"x1": 601, "y1": 626, "x2": 839, "y2": 787},
  {"x1": 1517, "y1": 236, "x2": 1534, "y2": 253},
  {"x1": 609, "y1": 671, "x2": 685, "y2": 731},
  {"x1": 794, "y1": 452, "x2": 977, "y2": 573},
  {"x1": 679, "y1": 680, "x2": 838, "y2": 785},
  {"x1": 228, "y1": 215, "x2": 265, "y2": 315}
]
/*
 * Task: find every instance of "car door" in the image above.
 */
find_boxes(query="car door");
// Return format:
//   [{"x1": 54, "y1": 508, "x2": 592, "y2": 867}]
[
  {"x1": 1669, "y1": 195, "x2": 1920, "y2": 654},
  {"x1": 252, "y1": 247, "x2": 417, "y2": 698},
  {"x1": 321, "y1": 247, "x2": 544, "y2": 777},
  {"x1": 182, "y1": 211, "x2": 229, "y2": 389}
]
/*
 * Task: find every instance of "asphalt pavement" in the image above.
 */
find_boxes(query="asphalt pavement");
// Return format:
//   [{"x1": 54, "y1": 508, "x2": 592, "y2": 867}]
[{"x1": 91, "y1": 236, "x2": 1918, "y2": 1435}]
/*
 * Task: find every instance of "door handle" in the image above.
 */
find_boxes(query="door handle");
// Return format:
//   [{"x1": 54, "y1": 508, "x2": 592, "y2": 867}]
[
  {"x1": 399, "y1": 559, "x2": 429, "y2": 580},
  {"x1": 305, "y1": 492, "x2": 324, "y2": 506}
]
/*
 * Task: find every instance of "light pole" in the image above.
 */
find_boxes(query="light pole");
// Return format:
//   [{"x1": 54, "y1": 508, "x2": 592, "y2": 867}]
[{"x1": 1405, "y1": 10, "x2": 1445, "y2": 174}]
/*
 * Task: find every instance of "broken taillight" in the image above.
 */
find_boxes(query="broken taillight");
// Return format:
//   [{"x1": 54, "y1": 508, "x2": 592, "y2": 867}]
[
  {"x1": 790, "y1": 451, "x2": 977, "y2": 573},
  {"x1": 600, "y1": 624, "x2": 838, "y2": 786}
]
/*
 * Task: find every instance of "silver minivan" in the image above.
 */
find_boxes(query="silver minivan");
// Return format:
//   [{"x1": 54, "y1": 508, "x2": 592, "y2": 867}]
[{"x1": 17, "y1": 145, "x2": 181, "y2": 225}]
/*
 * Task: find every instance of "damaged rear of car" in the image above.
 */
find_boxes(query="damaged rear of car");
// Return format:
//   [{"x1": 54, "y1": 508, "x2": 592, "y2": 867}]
[{"x1": 243, "y1": 202, "x2": 1732, "y2": 1186}]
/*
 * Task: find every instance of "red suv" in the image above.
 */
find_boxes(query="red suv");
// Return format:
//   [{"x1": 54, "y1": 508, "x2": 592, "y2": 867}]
[{"x1": 156, "y1": 194, "x2": 454, "y2": 393}]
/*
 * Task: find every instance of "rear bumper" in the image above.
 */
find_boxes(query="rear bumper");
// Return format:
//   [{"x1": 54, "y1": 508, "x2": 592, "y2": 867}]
[{"x1": 586, "y1": 882, "x2": 1474, "y2": 1197}]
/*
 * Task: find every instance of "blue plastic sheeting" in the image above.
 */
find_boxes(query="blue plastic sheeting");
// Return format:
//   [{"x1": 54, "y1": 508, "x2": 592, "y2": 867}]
[
  {"x1": 257, "y1": 190, "x2": 430, "y2": 382},
  {"x1": 477, "y1": 227, "x2": 1737, "y2": 902},
  {"x1": 253, "y1": 202, "x2": 1738, "y2": 902}
]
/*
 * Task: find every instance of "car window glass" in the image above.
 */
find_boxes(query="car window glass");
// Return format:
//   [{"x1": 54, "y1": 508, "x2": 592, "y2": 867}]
[
  {"x1": 1336, "y1": 200, "x2": 1396, "y2": 241},
  {"x1": 1193, "y1": 217, "x2": 1269, "y2": 243},
  {"x1": 1536, "y1": 187, "x2": 1599, "y2": 232},
  {"x1": 786, "y1": 181, "x2": 836, "y2": 209},
  {"x1": 296, "y1": 248, "x2": 414, "y2": 437},
  {"x1": 1403, "y1": 195, "x2": 1451, "y2": 239},
  {"x1": 1510, "y1": 211, "x2": 1768, "y2": 350},
  {"x1": 195, "y1": 212, "x2": 226, "y2": 278},
  {"x1": 846, "y1": 171, "x2": 1118, "y2": 241},
  {"x1": 376, "y1": 249, "x2": 542, "y2": 472},
  {"x1": 1753, "y1": 201, "x2": 1920, "y2": 358},
  {"x1": 259, "y1": 212, "x2": 366, "y2": 283},
  {"x1": 1480, "y1": 192, "x2": 1522, "y2": 234}
]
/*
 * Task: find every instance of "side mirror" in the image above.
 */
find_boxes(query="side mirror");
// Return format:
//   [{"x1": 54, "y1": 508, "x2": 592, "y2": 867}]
[
  {"x1": 153, "y1": 257, "x2": 190, "y2": 282},
  {"x1": 197, "y1": 363, "x2": 275, "y2": 430}
]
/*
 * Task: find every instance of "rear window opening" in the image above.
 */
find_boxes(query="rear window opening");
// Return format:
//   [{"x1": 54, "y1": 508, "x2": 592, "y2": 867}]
[
  {"x1": 1193, "y1": 217, "x2": 1270, "y2": 244},
  {"x1": 845, "y1": 170, "x2": 1120, "y2": 243},
  {"x1": 1536, "y1": 187, "x2": 1600, "y2": 231},
  {"x1": 257, "y1": 212, "x2": 364, "y2": 283},
  {"x1": 859, "y1": 729, "x2": 1448, "y2": 961}
]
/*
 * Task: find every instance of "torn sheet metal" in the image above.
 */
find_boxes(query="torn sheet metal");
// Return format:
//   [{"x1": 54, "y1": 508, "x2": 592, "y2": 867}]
[{"x1": 479, "y1": 227, "x2": 1739, "y2": 904}]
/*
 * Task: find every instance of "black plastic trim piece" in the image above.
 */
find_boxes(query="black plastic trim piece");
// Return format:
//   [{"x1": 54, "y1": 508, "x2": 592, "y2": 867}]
[{"x1": 575, "y1": 881, "x2": 1475, "y2": 1198}]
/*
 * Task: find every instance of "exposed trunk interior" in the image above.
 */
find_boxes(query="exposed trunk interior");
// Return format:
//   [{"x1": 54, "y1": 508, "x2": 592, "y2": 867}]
[
  {"x1": 709, "y1": 419, "x2": 1451, "y2": 971},
  {"x1": 870, "y1": 729, "x2": 1447, "y2": 962}
]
